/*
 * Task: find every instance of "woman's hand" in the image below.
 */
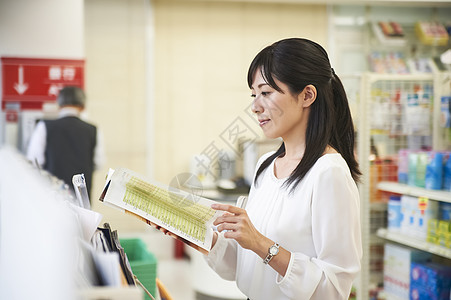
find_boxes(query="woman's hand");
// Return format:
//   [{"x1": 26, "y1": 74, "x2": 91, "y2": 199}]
[
  {"x1": 155, "y1": 225, "x2": 177, "y2": 239},
  {"x1": 212, "y1": 203, "x2": 290, "y2": 277},
  {"x1": 211, "y1": 203, "x2": 264, "y2": 252}
]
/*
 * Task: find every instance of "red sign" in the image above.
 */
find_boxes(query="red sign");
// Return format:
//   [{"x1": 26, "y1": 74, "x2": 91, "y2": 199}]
[
  {"x1": 5, "y1": 110, "x2": 18, "y2": 123},
  {"x1": 1, "y1": 57, "x2": 84, "y2": 110}
]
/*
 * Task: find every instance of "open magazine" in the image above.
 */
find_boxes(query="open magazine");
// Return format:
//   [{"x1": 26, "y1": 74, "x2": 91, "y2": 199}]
[{"x1": 99, "y1": 168, "x2": 222, "y2": 254}]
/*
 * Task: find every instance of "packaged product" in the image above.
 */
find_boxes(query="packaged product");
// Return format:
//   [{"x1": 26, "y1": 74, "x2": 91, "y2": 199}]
[
  {"x1": 416, "y1": 199, "x2": 439, "y2": 239},
  {"x1": 405, "y1": 92, "x2": 431, "y2": 136},
  {"x1": 401, "y1": 195, "x2": 439, "y2": 239},
  {"x1": 384, "y1": 243, "x2": 431, "y2": 299},
  {"x1": 427, "y1": 219, "x2": 439, "y2": 243},
  {"x1": 410, "y1": 262, "x2": 451, "y2": 300},
  {"x1": 415, "y1": 21, "x2": 449, "y2": 46}
]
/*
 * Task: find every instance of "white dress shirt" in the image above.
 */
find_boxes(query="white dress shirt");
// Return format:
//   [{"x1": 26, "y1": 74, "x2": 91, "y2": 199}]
[
  {"x1": 206, "y1": 152, "x2": 362, "y2": 300},
  {"x1": 26, "y1": 107, "x2": 106, "y2": 170}
]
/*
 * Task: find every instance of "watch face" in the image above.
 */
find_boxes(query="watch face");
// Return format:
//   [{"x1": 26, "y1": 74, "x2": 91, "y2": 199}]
[{"x1": 269, "y1": 245, "x2": 279, "y2": 255}]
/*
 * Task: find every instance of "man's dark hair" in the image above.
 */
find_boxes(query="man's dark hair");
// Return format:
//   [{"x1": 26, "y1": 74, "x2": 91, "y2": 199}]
[{"x1": 57, "y1": 86, "x2": 86, "y2": 107}]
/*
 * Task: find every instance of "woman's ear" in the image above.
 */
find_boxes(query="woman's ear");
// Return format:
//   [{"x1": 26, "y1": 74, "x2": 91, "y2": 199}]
[{"x1": 299, "y1": 84, "x2": 317, "y2": 108}]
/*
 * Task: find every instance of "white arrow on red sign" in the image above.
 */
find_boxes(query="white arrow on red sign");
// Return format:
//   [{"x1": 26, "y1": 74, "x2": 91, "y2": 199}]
[{"x1": 14, "y1": 65, "x2": 29, "y2": 95}]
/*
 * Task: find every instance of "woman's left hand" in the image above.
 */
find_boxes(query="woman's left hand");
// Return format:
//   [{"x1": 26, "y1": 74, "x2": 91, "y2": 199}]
[{"x1": 211, "y1": 203, "x2": 264, "y2": 251}]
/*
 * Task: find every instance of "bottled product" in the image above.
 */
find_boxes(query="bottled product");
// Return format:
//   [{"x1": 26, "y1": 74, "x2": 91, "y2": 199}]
[
  {"x1": 415, "y1": 152, "x2": 428, "y2": 188},
  {"x1": 444, "y1": 155, "x2": 451, "y2": 191},
  {"x1": 408, "y1": 152, "x2": 418, "y2": 187},
  {"x1": 388, "y1": 196, "x2": 402, "y2": 231},
  {"x1": 425, "y1": 151, "x2": 444, "y2": 190},
  {"x1": 398, "y1": 149, "x2": 409, "y2": 184},
  {"x1": 440, "y1": 202, "x2": 451, "y2": 221}
]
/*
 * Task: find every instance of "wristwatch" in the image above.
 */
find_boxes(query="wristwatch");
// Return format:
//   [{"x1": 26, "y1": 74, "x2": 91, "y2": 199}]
[{"x1": 263, "y1": 243, "x2": 279, "y2": 264}]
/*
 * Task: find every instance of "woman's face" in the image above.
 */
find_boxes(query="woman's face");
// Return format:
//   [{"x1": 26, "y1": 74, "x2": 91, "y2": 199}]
[{"x1": 250, "y1": 69, "x2": 312, "y2": 141}]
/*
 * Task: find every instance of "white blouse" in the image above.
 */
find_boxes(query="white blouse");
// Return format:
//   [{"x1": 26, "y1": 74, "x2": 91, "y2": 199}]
[{"x1": 206, "y1": 152, "x2": 362, "y2": 300}]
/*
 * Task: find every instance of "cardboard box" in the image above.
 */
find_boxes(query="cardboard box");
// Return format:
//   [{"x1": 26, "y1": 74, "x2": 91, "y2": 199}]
[{"x1": 410, "y1": 262, "x2": 451, "y2": 300}]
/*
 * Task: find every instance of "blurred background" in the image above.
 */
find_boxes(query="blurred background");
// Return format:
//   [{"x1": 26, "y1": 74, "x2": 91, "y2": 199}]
[{"x1": 0, "y1": 0, "x2": 331, "y2": 229}]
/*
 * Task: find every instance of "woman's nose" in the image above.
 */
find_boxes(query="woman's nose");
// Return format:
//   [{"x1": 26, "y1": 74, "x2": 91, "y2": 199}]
[{"x1": 251, "y1": 98, "x2": 261, "y2": 114}]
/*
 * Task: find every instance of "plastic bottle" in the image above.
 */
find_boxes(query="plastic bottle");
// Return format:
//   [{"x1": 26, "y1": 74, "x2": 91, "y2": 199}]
[
  {"x1": 398, "y1": 149, "x2": 409, "y2": 184},
  {"x1": 408, "y1": 152, "x2": 418, "y2": 187},
  {"x1": 425, "y1": 151, "x2": 443, "y2": 190},
  {"x1": 388, "y1": 196, "x2": 402, "y2": 232},
  {"x1": 444, "y1": 154, "x2": 451, "y2": 191},
  {"x1": 415, "y1": 152, "x2": 428, "y2": 188},
  {"x1": 440, "y1": 202, "x2": 451, "y2": 221}
]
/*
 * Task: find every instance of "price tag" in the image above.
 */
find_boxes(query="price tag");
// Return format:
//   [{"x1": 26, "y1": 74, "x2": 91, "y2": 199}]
[{"x1": 418, "y1": 197, "x2": 429, "y2": 215}]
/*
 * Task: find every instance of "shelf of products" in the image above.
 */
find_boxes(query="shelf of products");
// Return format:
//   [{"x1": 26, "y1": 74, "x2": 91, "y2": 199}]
[
  {"x1": 330, "y1": 5, "x2": 451, "y2": 299},
  {"x1": 377, "y1": 181, "x2": 451, "y2": 203},
  {"x1": 376, "y1": 228, "x2": 451, "y2": 259},
  {"x1": 368, "y1": 22, "x2": 450, "y2": 74},
  {"x1": 357, "y1": 71, "x2": 451, "y2": 300}
]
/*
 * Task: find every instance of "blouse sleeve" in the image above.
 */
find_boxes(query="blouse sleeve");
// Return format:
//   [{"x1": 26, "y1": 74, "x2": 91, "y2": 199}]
[
  {"x1": 276, "y1": 164, "x2": 362, "y2": 299},
  {"x1": 204, "y1": 232, "x2": 239, "y2": 281}
]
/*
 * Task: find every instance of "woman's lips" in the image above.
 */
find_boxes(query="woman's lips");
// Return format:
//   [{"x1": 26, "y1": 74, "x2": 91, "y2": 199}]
[{"x1": 259, "y1": 119, "x2": 270, "y2": 126}]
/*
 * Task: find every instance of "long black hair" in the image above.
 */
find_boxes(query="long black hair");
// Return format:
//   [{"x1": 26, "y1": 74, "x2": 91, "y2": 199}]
[{"x1": 248, "y1": 38, "x2": 361, "y2": 190}]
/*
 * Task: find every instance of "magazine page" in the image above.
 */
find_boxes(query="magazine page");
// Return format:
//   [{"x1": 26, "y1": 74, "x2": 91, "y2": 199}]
[{"x1": 101, "y1": 168, "x2": 222, "y2": 254}]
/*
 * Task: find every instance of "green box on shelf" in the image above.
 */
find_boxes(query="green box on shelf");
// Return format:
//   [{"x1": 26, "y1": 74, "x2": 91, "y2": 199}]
[
  {"x1": 439, "y1": 220, "x2": 451, "y2": 234},
  {"x1": 120, "y1": 238, "x2": 158, "y2": 300}
]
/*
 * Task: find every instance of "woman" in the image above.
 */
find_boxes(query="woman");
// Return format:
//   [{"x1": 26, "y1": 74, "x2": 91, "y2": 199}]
[{"x1": 206, "y1": 38, "x2": 362, "y2": 300}]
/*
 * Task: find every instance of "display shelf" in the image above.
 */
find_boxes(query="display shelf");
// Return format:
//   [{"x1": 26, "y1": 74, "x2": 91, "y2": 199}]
[
  {"x1": 331, "y1": 5, "x2": 451, "y2": 299},
  {"x1": 364, "y1": 72, "x2": 434, "y2": 83},
  {"x1": 377, "y1": 228, "x2": 451, "y2": 259},
  {"x1": 370, "y1": 202, "x2": 388, "y2": 210},
  {"x1": 357, "y1": 71, "x2": 446, "y2": 300},
  {"x1": 377, "y1": 181, "x2": 451, "y2": 203},
  {"x1": 370, "y1": 235, "x2": 385, "y2": 245}
]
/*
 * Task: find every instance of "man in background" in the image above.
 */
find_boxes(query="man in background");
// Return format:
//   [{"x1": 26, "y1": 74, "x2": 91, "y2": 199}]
[{"x1": 27, "y1": 86, "x2": 105, "y2": 198}]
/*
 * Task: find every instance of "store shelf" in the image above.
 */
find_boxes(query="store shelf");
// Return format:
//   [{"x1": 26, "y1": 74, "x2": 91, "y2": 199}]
[
  {"x1": 377, "y1": 181, "x2": 451, "y2": 203},
  {"x1": 370, "y1": 202, "x2": 388, "y2": 210},
  {"x1": 377, "y1": 228, "x2": 451, "y2": 259},
  {"x1": 365, "y1": 73, "x2": 434, "y2": 84}
]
